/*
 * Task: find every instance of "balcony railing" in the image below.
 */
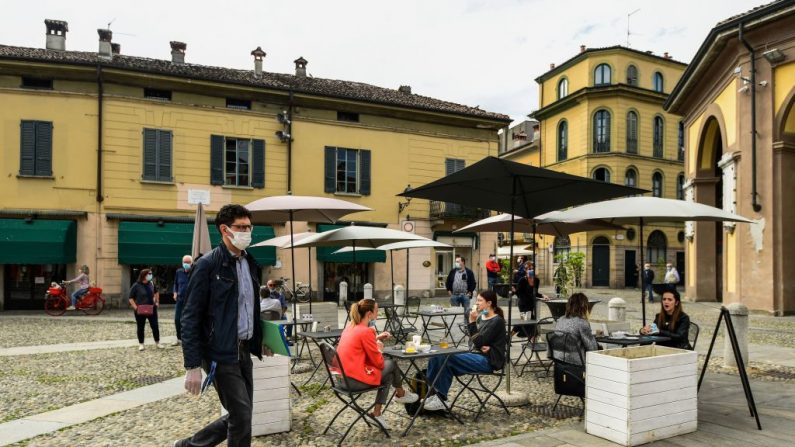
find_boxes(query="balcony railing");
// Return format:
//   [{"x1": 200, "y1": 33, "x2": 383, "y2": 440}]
[{"x1": 429, "y1": 201, "x2": 490, "y2": 220}]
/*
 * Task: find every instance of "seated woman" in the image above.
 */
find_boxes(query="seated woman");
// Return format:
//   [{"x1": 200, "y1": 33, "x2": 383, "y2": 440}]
[
  {"x1": 336, "y1": 298, "x2": 418, "y2": 429},
  {"x1": 641, "y1": 289, "x2": 691, "y2": 349},
  {"x1": 424, "y1": 290, "x2": 506, "y2": 411},
  {"x1": 259, "y1": 286, "x2": 283, "y2": 321},
  {"x1": 551, "y1": 293, "x2": 599, "y2": 365}
]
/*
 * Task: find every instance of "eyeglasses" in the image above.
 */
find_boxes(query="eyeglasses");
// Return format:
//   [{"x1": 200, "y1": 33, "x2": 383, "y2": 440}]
[{"x1": 228, "y1": 224, "x2": 254, "y2": 232}]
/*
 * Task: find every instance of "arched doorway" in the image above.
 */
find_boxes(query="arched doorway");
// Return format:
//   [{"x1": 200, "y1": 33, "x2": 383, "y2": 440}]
[
  {"x1": 647, "y1": 230, "x2": 667, "y2": 265},
  {"x1": 695, "y1": 116, "x2": 725, "y2": 302},
  {"x1": 592, "y1": 236, "x2": 610, "y2": 287}
]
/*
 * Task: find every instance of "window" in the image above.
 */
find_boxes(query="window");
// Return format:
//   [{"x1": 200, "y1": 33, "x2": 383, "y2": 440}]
[
  {"x1": 144, "y1": 88, "x2": 172, "y2": 101},
  {"x1": 554, "y1": 236, "x2": 571, "y2": 259},
  {"x1": 652, "y1": 172, "x2": 663, "y2": 197},
  {"x1": 677, "y1": 173, "x2": 685, "y2": 200},
  {"x1": 226, "y1": 138, "x2": 250, "y2": 186},
  {"x1": 21, "y1": 77, "x2": 53, "y2": 89},
  {"x1": 337, "y1": 111, "x2": 360, "y2": 122},
  {"x1": 653, "y1": 116, "x2": 664, "y2": 158},
  {"x1": 557, "y1": 78, "x2": 568, "y2": 99},
  {"x1": 324, "y1": 146, "x2": 371, "y2": 195},
  {"x1": 678, "y1": 121, "x2": 685, "y2": 161},
  {"x1": 142, "y1": 128, "x2": 173, "y2": 182},
  {"x1": 626, "y1": 65, "x2": 638, "y2": 86},
  {"x1": 226, "y1": 98, "x2": 251, "y2": 110},
  {"x1": 210, "y1": 135, "x2": 265, "y2": 188},
  {"x1": 653, "y1": 72, "x2": 664, "y2": 92},
  {"x1": 557, "y1": 121, "x2": 568, "y2": 161},
  {"x1": 647, "y1": 230, "x2": 667, "y2": 265},
  {"x1": 625, "y1": 168, "x2": 637, "y2": 188},
  {"x1": 593, "y1": 167, "x2": 611, "y2": 183},
  {"x1": 19, "y1": 120, "x2": 53, "y2": 177},
  {"x1": 626, "y1": 111, "x2": 638, "y2": 154},
  {"x1": 594, "y1": 64, "x2": 611, "y2": 85},
  {"x1": 593, "y1": 109, "x2": 611, "y2": 152}
]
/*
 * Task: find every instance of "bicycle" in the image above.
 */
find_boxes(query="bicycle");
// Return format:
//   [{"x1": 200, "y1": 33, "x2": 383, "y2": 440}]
[
  {"x1": 44, "y1": 281, "x2": 106, "y2": 316},
  {"x1": 273, "y1": 277, "x2": 310, "y2": 303}
]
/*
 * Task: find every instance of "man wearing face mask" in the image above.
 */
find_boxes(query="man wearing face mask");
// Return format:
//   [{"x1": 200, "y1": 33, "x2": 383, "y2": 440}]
[
  {"x1": 177, "y1": 204, "x2": 262, "y2": 447},
  {"x1": 485, "y1": 254, "x2": 501, "y2": 290},
  {"x1": 172, "y1": 255, "x2": 193, "y2": 346},
  {"x1": 446, "y1": 256, "x2": 476, "y2": 310}
]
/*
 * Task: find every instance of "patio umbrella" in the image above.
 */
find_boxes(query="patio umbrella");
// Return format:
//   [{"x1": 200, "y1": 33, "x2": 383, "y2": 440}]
[
  {"x1": 245, "y1": 195, "x2": 371, "y2": 319},
  {"x1": 540, "y1": 196, "x2": 754, "y2": 325},
  {"x1": 191, "y1": 202, "x2": 212, "y2": 260},
  {"x1": 400, "y1": 156, "x2": 643, "y2": 396},
  {"x1": 251, "y1": 231, "x2": 317, "y2": 303}
]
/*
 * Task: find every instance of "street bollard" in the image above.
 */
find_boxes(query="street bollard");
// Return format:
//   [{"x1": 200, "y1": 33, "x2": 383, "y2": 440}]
[
  {"x1": 608, "y1": 297, "x2": 626, "y2": 321},
  {"x1": 363, "y1": 283, "x2": 373, "y2": 300},
  {"x1": 724, "y1": 303, "x2": 749, "y2": 368},
  {"x1": 394, "y1": 284, "x2": 405, "y2": 306},
  {"x1": 339, "y1": 281, "x2": 348, "y2": 307}
]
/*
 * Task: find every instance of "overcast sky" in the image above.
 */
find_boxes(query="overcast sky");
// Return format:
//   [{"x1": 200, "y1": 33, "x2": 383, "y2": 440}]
[{"x1": 2, "y1": 0, "x2": 763, "y2": 124}]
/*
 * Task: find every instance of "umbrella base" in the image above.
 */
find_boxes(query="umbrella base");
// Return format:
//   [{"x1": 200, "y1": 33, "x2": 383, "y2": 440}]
[{"x1": 495, "y1": 390, "x2": 529, "y2": 406}]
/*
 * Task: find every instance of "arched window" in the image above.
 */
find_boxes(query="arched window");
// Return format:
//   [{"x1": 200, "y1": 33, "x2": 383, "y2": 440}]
[
  {"x1": 594, "y1": 110, "x2": 611, "y2": 152},
  {"x1": 554, "y1": 235, "x2": 571, "y2": 259},
  {"x1": 626, "y1": 65, "x2": 639, "y2": 86},
  {"x1": 626, "y1": 111, "x2": 638, "y2": 153},
  {"x1": 653, "y1": 72, "x2": 664, "y2": 92},
  {"x1": 593, "y1": 236, "x2": 610, "y2": 245},
  {"x1": 557, "y1": 78, "x2": 568, "y2": 99},
  {"x1": 653, "y1": 116, "x2": 664, "y2": 158},
  {"x1": 557, "y1": 121, "x2": 568, "y2": 161},
  {"x1": 678, "y1": 121, "x2": 685, "y2": 161},
  {"x1": 677, "y1": 173, "x2": 685, "y2": 200},
  {"x1": 652, "y1": 171, "x2": 663, "y2": 197},
  {"x1": 593, "y1": 167, "x2": 611, "y2": 183},
  {"x1": 594, "y1": 64, "x2": 611, "y2": 85},
  {"x1": 625, "y1": 168, "x2": 637, "y2": 188},
  {"x1": 647, "y1": 230, "x2": 667, "y2": 265}
]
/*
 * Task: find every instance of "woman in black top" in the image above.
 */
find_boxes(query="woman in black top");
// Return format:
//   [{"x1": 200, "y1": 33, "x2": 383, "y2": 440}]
[
  {"x1": 641, "y1": 289, "x2": 691, "y2": 350},
  {"x1": 128, "y1": 268, "x2": 163, "y2": 351}
]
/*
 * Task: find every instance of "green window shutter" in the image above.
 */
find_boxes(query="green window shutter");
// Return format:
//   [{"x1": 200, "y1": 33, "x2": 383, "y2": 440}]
[
  {"x1": 445, "y1": 158, "x2": 455, "y2": 176},
  {"x1": 210, "y1": 135, "x2": 224, "y2": 185},
  {"x1": 19, "y1": 121, "x2": 37, "y2": 175},
  {"x1": 142, "y1": 129, "x2": 158, "y2": 180},
  {"x1": 158, "y1": 130, "x2": 173, "y2": 181},
  {"x1": 359, "y1": 149, "x2": 371, "y2": 195},
  {"x1": 324, "y1": 146, "x2": 336, "y2": 193},
  {"x1": 35, "y1": 121, "x2": 53, "y2": 176},
  {"x1": 251, "y1": 139, "x2": 265, "y2": 188}
]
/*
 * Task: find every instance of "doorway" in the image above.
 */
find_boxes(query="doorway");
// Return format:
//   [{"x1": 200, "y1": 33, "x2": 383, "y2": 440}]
[
  {"x1": 592, "y1": 237, "x2": 610, "y2": 287},
  {"x1": 4, "y1": 264, "x2": 66, "y2": 310},
  {"x1": 624, "y1": 250, "x2": 638, "y2": 288},
  {"x1": 676, "y1": 251, "x2": 685, "y2": 286}
]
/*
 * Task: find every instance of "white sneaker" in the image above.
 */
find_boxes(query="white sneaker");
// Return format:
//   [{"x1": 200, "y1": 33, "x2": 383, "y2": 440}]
[
  {"x1": 370, "y1": 414, "x2": 389, "y2": 431},
  {"x1": 172, "y1": 340, "x2": 181, "y2": 347},
  {"x1": 138, "y1": 344, "x2": 145, "y2": 351},
  {"x1": 66, "y1": 306, "x2": 76, "y2": 310},
  {"x1": 423, "y1": 394, "x2": 449, "y2": 411},
  {"x1": 394, "y1": 390, "x2": 419, "y2": 404},
  {"x1": 157, "y1": 343, "x2": 166, "y2": 349}
]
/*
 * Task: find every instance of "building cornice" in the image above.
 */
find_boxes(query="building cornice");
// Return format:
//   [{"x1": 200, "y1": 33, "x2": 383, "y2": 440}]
[{"x1": 531, "y1": 84, "x2": 669, "y2": 120}]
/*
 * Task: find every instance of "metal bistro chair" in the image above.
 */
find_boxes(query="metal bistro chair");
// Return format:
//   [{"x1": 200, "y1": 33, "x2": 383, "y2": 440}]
[
  {"x1": 450, "y1": 366, "x2": 510, "y2": 421},
  {"x1": 546, "y1": 331, "x2": 586, "y2": 415},
  {"x1": 318, "y1": 342, "x2": 390, "y2": 446},
  {"x1": 688, "y1": 322, "x2": 700, "y2": 351},
  {"x1": 515, "y1": 317, "x2": 555, "y2": 378}
]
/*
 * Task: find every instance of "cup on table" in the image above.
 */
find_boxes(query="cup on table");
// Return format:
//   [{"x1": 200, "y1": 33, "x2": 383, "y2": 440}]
[
  {"x1": 412, "y1": 335, "x2": 422, "y2": 346},
  {"x1": 439, "y1": 339, "x2": 449, "y2": 349}
]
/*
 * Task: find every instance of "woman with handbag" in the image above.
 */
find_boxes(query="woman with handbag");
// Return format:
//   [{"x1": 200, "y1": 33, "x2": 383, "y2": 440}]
[{"x1": 128, "y1": 268, "x2": 163, "y2": 351}]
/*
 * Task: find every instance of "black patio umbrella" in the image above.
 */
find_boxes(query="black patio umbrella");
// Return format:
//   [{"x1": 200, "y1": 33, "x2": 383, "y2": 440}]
[{"x1": 399, "y1": 156, "x2": 645, "y2": 393}]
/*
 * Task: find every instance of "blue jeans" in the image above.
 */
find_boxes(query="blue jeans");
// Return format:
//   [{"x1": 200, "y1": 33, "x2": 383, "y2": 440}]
[
  {"x1": 450, "y1": 294, "x2": 470, "y2": 310},
  {"x1": 645, "y1": 283, "x2": 655, "y2": 302},
  {"x1": 427, "y1": 352, "x2": 492, "y2": 399},
  {"x1": 71, "y1": 287, "x2": 88, "y2": 307},
  {"x1": 174, "y1": 297, "x2": 185, "y2": 341},
  {"x1": 487, "y1": 276, "x2": 499, "y2": 290}
]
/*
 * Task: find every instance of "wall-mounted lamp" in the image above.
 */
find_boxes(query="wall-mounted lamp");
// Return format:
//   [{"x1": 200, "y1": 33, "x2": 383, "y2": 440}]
[
  {"x1": 275, "y1": 130, "x2": 291, "y2": 143},
  {"x1": 398, "y1": 185, "x2": 412, "y2": 214},
  {"x1": 763, "y1": 48, "x2": 785, "y2": 63}
]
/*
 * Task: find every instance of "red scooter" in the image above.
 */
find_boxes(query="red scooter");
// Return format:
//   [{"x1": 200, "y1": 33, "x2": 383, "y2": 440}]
[{"x1": 44, "y1": 281, "x2": 106, "y2": 316}]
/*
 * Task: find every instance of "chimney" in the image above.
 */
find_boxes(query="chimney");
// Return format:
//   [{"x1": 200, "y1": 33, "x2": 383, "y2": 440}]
[
  {"x1": 170, "y1": 41, "x2": 186, "y2": 64},
  {"x1": 44, "y1": 19, "x2": 68, "y2": 51},
  {"x1": 294, "y1": 56, "x2": 307, "y2": 78},
  {"x1": 550, "y1": 63, "x2": 556, "y2": 69},
  {"x1": 97, "y1": 29, "x2": 113, "y2": 59},
  {"x1": 664, "y1": 52, "x2": 671, "y2": 59},
  {"x1": 111, "y1": 43, "x2": 121, "y2": 56},
  {"x1": 251, "y1": 46, "x2": 266, "y2": 77},
  {"x1": 398, "y1": 85, "x2": 412, "y2": 94},
  {"x1": 580, "y1": 45, "x2": 586, "y2": 53}
]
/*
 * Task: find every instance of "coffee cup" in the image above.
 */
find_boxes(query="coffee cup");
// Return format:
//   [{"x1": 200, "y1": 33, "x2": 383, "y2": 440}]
[{"x1": 412, "y1": 335, "x2": 422, "y2": 346}]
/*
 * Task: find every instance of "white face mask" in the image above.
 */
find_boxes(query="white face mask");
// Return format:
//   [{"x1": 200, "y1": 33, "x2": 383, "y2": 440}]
[
  {"x1": 455, "y1": 262, "x2": 461, "y2": 269},
  {"x1": 227, "y1": 227, "x2": 252, "y2": 250},
  {"x1": 146, "y1": 274, "x2": 153, "y2": 281}
]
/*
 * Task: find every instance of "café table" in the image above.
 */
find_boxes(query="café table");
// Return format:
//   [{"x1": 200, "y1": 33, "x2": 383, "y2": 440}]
[
  {"x1": 595, "y1": 334, "x2": 672, "y2": 346},
  {"x1": 543, "y1": 299, "x2": 601, "y2": 320},
  {"x1": 383, "y1": 345, "x2": 469, "y2": 436},
  {"x1": 296, "y1": 329, "x2": 345, "y2": 385},
  {"x1": 413, "y1": 308, "x2": 467, "y2": 346}
]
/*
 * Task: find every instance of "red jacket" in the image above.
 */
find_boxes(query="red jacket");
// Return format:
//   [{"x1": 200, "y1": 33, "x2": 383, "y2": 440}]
[
  {"x1": 486, "y1": 259, "x2": 501, "y2": 277},
  {"x1": 336, "y1": 324, "x2": 384, "y2": 386}
]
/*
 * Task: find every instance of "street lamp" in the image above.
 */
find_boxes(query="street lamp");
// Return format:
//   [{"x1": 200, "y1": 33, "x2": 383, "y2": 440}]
[{"x1": 398, "y1": 185, "x2": 412, "y2": 214}]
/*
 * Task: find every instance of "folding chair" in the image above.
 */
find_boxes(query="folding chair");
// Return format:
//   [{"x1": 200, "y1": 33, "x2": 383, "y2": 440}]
[
  {"x1": 515, "y1": 317, "x2": 554, "y2": 377},
  {"x1": 450, "y1": 369, "x2": 510, "y2": 421},
  {"x1": 384, "y1": 305, "x2": 416, "y2": 343},
  {"x1": 318, "y1": 342, "x2": 390, "y2": 446},
  {"x1": 688, "y1": 322, "x2": 700, "y2": 351},
  {"x1": 402, "y1": 296, "x2": 422, "y2": 327},
  {"x1": 546, "y1": 331, "x2": 585, "y2": 415}
]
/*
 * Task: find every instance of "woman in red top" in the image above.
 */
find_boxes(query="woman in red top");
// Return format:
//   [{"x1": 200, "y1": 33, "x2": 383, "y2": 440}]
[{"x1": 336, "y1": 298, "x2": 417, "y2": 429}]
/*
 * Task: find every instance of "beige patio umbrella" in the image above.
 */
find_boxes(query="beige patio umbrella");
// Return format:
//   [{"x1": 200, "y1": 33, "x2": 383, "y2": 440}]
[{"x1": 191, "y1": 203, "x2": 212, "y2": 260}]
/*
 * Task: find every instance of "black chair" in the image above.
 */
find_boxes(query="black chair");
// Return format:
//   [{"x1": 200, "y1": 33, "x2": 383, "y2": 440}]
[
  {"x1": 515, "y1": 317, "x2": 554, "y2": 378},
  {"x1": 546, "y1": 331, "x2": 586, "y2": 415},
  {"x1": 450, "y1": 368, "x2": 510, "y2": 421},
  {"x1": 384, "y1": 305, "x2": 416, "y2": 343},
  {"x1": 688, "y1": 322, "x2": 700, "y2": 351},
  {"x1": 318, "y1": 342, "x2": 390, "y2": 445}
]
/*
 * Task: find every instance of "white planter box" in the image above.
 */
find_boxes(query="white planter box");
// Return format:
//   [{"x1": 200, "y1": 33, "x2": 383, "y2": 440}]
[
  {"x1": 585, "y1": 345, "x2": 697, "y2": 446},
  {"x1": 221, "y1": 354, "x2": 291, "y2": 436}
]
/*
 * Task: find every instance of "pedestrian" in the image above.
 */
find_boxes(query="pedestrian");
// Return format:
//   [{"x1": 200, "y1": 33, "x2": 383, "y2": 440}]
[
  {"x1": 485, "y1": 254, "x2": 501, "y2": 290},
  {"x1": 65, "y1": 264, "x2": 90, "y2": 310},
  {"x1": 513, "y1": 256, "x2": 527, "y2": 284},
  {"x1": 128, "y1": 268, "x2": 163, "y2": 351},
  {"x1": 267, "y1": 279, "x2": 292, "y2": 344},
  {"x1": 663, "y1": 263, "x2": 680, "y2": 292},
  {"x1": 643, "y1": 263, "x2": 656, "y2": 303},
  {"x1": 446, "y1": 256, "x2": 476, "y2": 310},
  {"x1": 176, "y1": 204, "x2": 262, "y2": 447},
  {"x1": 173, "y1": 255, "x2": 193, "y2": 346}
]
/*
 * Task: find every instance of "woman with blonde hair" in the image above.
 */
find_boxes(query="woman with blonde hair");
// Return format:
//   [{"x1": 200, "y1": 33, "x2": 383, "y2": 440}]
[
  {"x1": 551, "y1": 293, "x2": 599, "y2": 365},
  {"x1": 335, "y1": 298, "x2": 417, "y2": 429}
]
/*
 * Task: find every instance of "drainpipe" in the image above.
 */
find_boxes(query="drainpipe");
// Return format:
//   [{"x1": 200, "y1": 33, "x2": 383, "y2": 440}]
[
  {"x1": 96, "y1": 64, "x2": 104, "y2": 203},
  {"x1": 739, "y1": 23, "x2": 762, "y2": 212},
  {"x1": 287, "y1": 90, "x2": 294, "y2": 194}
]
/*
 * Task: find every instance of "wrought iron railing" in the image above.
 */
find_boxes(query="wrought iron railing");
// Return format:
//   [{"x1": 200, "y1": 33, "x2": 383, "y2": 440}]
[{"x1": 429, "y1": 201, "x2": 489, "y2": 220}]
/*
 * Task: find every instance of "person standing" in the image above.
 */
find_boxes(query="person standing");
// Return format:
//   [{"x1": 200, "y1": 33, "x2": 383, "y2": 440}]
[
  {"x1": 485, "y1": 254, "x2": 501, "y2": 290},
  {"x1": 513, "y1": 256, "x2": 527, "y2": 284},
  {"x1": 65, "y1": 265, "x2": 90, "y2": 310},
  {"x1": 446, "y1": 256, "x2": 476, "y2": 310},
  {"x1": 173, "y1": 255, "x2": 193, "y2": 346},
  {"x1": 176, "y1": 204, "x2": 262, "y2": 447},
  {"x1": 643, "y1": 263, "x2": 656, "y2": 303},
  {"x1": 129, "y1": 268, "x2": 163, "y2": 351},
  {"x1": 663, "y1": 263, "x2": 680, "y2": 292}
]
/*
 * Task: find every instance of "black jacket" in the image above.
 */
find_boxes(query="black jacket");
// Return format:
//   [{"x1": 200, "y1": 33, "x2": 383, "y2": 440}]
[
  {"x1": 446, "y1": 267, "x2": 476, "y2": 294},
  {"x1": 652, "y1": 312, "x2": 691, "y2": 350},
  {"x1": 515, "y1": 276, "x2": 543, "y2": 312},
  {"x1": 181, "y1": 245, "x2": 263, "y2": 368},
  {"x1": 467, "y1": 315, "x2": 506, "y2": 370},
  {"x1": 643, "y1": 268, "x2": 655, "y2": 285}
]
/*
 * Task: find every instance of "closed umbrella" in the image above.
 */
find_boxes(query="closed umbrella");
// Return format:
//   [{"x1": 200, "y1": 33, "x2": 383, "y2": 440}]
[{"x1": 191, "y1": 202, "x2": 212, "y2": 260}]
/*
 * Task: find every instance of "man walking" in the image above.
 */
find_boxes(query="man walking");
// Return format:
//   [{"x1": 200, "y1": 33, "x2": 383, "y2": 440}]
[
  {"x1": 172, "y1": 254, "x2": 193, "y2": 346},
  {"x1": 176, "y1": 204, "x2": 262, "y2": 447},
  {"x1": 663, "y1": 263, "x2": 680, "y2": 293},
  {"x1": 643, "y1": 263, "x2": 656, "y2": 303},
  {"x1": 446, "y1": 256, "x2": 476, "y2": 309},
  {"x1": 485, "y1": 254, "x2": 501, "y2": 290}
]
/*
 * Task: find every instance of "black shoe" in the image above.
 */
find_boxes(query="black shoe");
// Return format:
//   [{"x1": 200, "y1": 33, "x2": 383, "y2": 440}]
[{"x1": 287, "y1": 341, "x2": 294, "y2": 346}]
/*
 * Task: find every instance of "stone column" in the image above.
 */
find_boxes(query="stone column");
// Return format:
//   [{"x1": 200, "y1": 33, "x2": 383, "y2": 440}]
[
  {"x1": 608, "y1": 297, "x2": 626, "y2": 321},
  {"x1": 393, "y1": 284, "x2": 405, "y2": 306},
  {"x1": 723, "y1": 303, "x2": 749, "y2": 368},
  {"x1": 338, "y1": 281, "x2": 347, "y2": 306}
]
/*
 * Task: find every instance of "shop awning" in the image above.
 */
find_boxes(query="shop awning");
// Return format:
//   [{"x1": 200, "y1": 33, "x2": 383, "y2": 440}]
[
  {"x1": 315, "y1": 224, "x2": 386, "y2": 263},
  {"x1": 118, "y1": 222, "x2": 276, "y2": 266},
  {"x1": 0, "y1": 219, "x2": 76, "y2": 264}
]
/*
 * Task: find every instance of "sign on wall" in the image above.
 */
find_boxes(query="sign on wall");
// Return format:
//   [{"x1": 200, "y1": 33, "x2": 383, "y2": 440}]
[{"x1": 188, "y1": 189, "x2": 211, "y2": 205}]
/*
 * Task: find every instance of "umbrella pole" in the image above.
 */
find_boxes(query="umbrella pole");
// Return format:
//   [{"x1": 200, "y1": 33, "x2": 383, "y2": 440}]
[
  {"x1": 308, "y1": 247, "x2": 312, "y2": 314},
  {"x1": 406, "y1": 248, "x2": 410, "y2": 301},
  {"x1": 640, "y1": 217, "x2": 646, "y2": 327},
  {"x1": 390, "y1": 250, "x2": 395, "y2": 305},
  {"x1": 352, "y1": 241, "x2": 357, "y2": 301},
  {"x1": 289, "y1": 211, "x2": 298, "y2": 346},
  {"x1": 506, "y1": 178, "x2": 517, "y2": 394}
]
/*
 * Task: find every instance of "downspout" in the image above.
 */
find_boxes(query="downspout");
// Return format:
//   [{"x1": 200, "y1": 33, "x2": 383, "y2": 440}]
[
  {"x1": 96, "y1": 64, "x2": 104, "y2": 203},
  {"x1": 739, "y1": 23, "x2": 762, "y2": 212},
  {"x1": 287, "y1": 90, "x2": 294, "y2": 194}
]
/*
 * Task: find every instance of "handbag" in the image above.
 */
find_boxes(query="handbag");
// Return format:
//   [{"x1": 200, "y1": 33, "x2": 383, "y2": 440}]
[{"x1": 137, "y1": 304, "x2": 154, "y2": 316}]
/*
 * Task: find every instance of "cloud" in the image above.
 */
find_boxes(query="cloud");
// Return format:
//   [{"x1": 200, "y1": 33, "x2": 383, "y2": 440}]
[{"x1": 573, "y1": 23, "x2": 600, "y2": 39}]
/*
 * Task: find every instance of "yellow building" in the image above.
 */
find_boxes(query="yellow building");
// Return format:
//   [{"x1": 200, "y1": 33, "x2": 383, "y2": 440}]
[
  {"x1": 0, "y1": 20, "x2": 509, "y2": 310},
  {"x1": 665, "y1": 1, "x2": 795, "y2": 315},
  {"x1": 528, "y1": 46, "x2": 687, "y2": 289}
]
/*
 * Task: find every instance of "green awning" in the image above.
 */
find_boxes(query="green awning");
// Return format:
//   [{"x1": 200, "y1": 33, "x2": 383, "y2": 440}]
[
  {"x1": 315, "y1": 224, "x2": 386, "y2": 263},
  {"x1": 0, "y1": 219, "x2": 76, "y2": 264},
  {"x1": 118, "y1": 222, "x2": 275, "y2": 266}
]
